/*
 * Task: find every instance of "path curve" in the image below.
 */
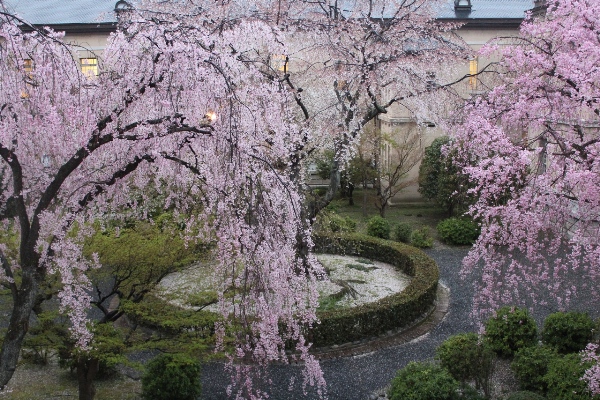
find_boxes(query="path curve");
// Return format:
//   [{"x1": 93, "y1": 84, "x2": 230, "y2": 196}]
[{"x1": 201, "y1": 247, "x2": 472, "y2": 399}]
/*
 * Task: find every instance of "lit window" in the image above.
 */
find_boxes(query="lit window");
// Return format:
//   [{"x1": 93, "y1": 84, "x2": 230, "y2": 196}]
[
  {"x1": 23, "y1": 59, "x2": 33, "y2": 73},
  {"x1": 80, "y1": 58, "x2": 98, "y2": 77},
  {"x1": 21, "y1": 59, "x2": 33, "y2": 98},
  {"x1": 469, "y1": 57, "x2": 478, "y2": 90},
  {"x1": 270, "y1": 54, "x2": 288, "y2": 73}
]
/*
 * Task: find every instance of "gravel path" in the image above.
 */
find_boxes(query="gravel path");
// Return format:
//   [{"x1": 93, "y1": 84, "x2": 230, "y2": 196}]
[{"x1": 201, "y1": 246, "x2": 474, "y2": 400}]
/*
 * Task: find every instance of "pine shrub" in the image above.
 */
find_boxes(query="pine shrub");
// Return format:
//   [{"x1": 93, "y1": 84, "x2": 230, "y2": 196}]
[
  {"x1": 142, "y1": 353, "x2": 201, "y2": 400},
  {"x1": 410, "y1": 226, "x2": 433, "y2": 248},
  {"x1": 542, "y1": 311, "x2": 594, "y2": 354},
  {"x1": 511, "y1": 345, "x2": 558, "y2": 394},
  {"x1": 544, "y1": 353, "x2": 595, "y2": 400},
  {"x1": 394, "y1": 222, "x2": 413, "y2": 243},
  {"x1": 436, "y1": 332, "x2": 495, "y2": 395},
  {"x1": 367, "y1": 216, "x2": 391, "y2": 239},
  {"x1": 484, "y1": 306, "x2": 537, "y2": 358},
  {"x1": 436, "y1": 217, "x2": 479, "y2": 245},
  {"x1": 388, "y1": 362, "x2": 460, "y2": 400}
]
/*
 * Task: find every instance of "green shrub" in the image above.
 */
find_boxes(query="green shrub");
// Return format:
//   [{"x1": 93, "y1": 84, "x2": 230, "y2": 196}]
[
  {"x1": 328, "y1": 213, "x2": 357, "y2": 233},
  {"x1": 394, "y1": 222, "x2": 413, "y2": 243},
  {"x1": 511, "y1": 345, "x2": 558, "y2": 394},
  {"x1": 367, "y1": 216, "x2": 391, "y2": 239},
  {"x1": 544, "y1": 353, "x2": 596, "y2": 400},
  {"x1": 484, "y1": 306, "x2": 538, "y2": 358},
  {"x1": 542, "y1": 311, "x2": 595, "y2": 354},
  {"x1": 436, "y1": 333, "x2": 495, "y2": 396},
  {"x1": 142, "y1": 353, "x2": 202, "y2": 400},
  {"x1": 436, "y1": 217, "x2": 480, "y2": 245},
  {"x1": 311, "y1": 233, "x2": 439, "y2": 346},
  {"x1": 411, "y1": 227, "x2": 433, "y2": 248},
  {"x1": 505, "y1": 391, "x2": 546, "y2": 400},
  {"x1": 388, "y1": 362, "x2": 460, "y2": 400}
]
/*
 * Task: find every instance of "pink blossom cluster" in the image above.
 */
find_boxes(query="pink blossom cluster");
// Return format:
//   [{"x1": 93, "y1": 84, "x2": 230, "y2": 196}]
[{"x1": 449, "y1": 0, "x2": 600, "y2": 393}]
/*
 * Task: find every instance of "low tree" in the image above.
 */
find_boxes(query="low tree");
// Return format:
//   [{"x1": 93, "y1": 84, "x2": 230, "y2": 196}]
[
  {"x1": 419, "y1": 136, "x2": 470, "y2": 216},
  {"x1": 374, "y1": 126, "x2": 423, "y2": 217}
]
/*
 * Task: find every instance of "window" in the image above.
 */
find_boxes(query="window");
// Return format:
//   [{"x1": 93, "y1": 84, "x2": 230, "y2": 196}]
[
  {"x1": 20, "y1": 59, "x2": 33, "y2": 98},
  {"x1": 23, "y1": 59, "x2": 33, "y2": 74},
  {"x1": 469, "y1": 57, "x2": 478, "y2": 90},
  {"x1": 270, "y1": 54, "x2": 288, "y2": 73},
  {"x1": 80, "y1": 58, "x2": 98, "y2": 77},
  {"x1": 426, "y1": 71, "x2": 437, "y2": 90}
]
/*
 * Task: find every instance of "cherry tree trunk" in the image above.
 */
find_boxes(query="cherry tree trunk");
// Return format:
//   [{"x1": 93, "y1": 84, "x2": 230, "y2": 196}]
[
  {"x1": 77, "y1": 357, "x2": 99, "y2": 400},
  {"x1": 0, "y1": 267, "x2": 39, "y2": 388}
]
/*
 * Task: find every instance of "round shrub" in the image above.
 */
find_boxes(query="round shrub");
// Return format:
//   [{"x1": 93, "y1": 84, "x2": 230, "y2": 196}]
[
  {"x1": 436, "y1": 217, "x2": 479, "y2": 245},
  {"x1": 511, "y1": 345, "x2": 558, "y2": 394},
  {"x1": 542, "y1": 311, "x2": 594, "y2": 354},
  {"x1": 142, "y1": 353, "x2": 201, "y2": 400},
  {"x1": 367, "y1": 216, "x2": 391, "y2": 239},
  {"x1": 388, "y1": 362, "x2": 460, "y2": 400},
  {"x1": 505, "y1": 391, "x2": 546, "y2": 400},
  {"x1": 484, "y1": 306, "x2": 538, "y2": 358},
  {"x1": 436, "y1": 332, "x2": 495, "y2": 392},
  {"x1": 545, "y1": 353, "x2": 594, "y2": 400},
  {"x1": 394, "y1": 222, "x2": 413, "y2": 243},
  {"x1": 410, "y1": 226, "x2": 433, "y2": 248}
]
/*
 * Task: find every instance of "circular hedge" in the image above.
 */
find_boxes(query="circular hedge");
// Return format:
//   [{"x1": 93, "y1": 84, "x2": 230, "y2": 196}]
[{"x1": 310, "y1": 233, "x2": 440, "y2": 346}]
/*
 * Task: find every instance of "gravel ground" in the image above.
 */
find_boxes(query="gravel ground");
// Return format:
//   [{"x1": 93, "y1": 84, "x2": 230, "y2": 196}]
[{"x1": 201, "y1": 246, "x2": 476, "y2": 400}]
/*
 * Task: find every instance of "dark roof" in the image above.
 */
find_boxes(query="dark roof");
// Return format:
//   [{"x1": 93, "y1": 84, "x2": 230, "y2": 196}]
[
  {"x1": 3, "y1": 0, "x2": 117, "y2": 25},
  {"x1": 3, "y1": 0, "x2": 533, "y2": 29},
  {"x1": 436, "y1": 0, "x2": 534, "y2": 24}
]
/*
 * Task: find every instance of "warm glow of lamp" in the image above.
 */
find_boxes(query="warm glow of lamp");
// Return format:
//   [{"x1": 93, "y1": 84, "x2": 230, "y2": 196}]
[{"x1": 205, "y1": 111, "x2": 217, "y2": 122}]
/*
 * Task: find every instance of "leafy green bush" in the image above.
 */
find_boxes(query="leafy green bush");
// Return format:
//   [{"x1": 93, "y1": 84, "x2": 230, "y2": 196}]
[
  {"x1": 511, "y1": 345, "x2": 558, "y2": 394},
  {"x1": 394, "y1": 222, "x2": 413, "y2": 243},
  {"x1": 142, "y1": 353, "x2": 202, "y2": 400},
  {"x1": 484, "y1": 306, "x2": 538, "y2": 358},
  {"x1": 436, "y1": 333, "x2": 495, "y2": 396},
  {"x1": 388, "y1": 362, "x2": 460, "y2": 400},
  {"x1": 505, "y1": 391, "x2": 546, "y2": 400},
  {"x1": 411, "y1": 226, "x2": 433, "y2": 248},
  {"x1": 436, "y1": 217, "x2": 480, "y2": 245},
  {"x1": 544, "y1": 353, "x2": 596, "y2": 400},
  {"x1": 329, "y1": 214, "x2": 357, "y2": 233},
  {"x1": 311, "y1": 233, "x2": 439, "y2": 346},
  {"x1": 542, "y1": 311, "x2": 594, "y2": 354},
  {"x1": 367, "y1": 216, "x2": 391, "y2": 239}
]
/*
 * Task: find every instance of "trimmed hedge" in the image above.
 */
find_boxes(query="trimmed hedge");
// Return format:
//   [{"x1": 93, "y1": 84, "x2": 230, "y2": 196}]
[{"x1": 311, "y1": 233, "x2": 439, "y2": 346}]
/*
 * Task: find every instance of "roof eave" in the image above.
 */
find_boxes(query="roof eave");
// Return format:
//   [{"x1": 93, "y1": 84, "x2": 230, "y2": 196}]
[
  {"x1": 20, "y1": 22, "x2": 117, "y2": 34},
  {"x1": 437, "y1": 17, "x2": 525, "y2": 29}
]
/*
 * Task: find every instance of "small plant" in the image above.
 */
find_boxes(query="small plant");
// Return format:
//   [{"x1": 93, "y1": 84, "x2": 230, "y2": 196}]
[
  {"x1": 316, "y1": 211, "x2": 356, "y2": 234},
  {"x1": 367, "y1": 216, "x2": 391, "y2": 239},
  {"x1": 544, "y1": 353, "x2": 595, "y2": 400},
  {"x1": 346, "y1": 263, "x2": 377, "y2": 272},
  {"x1": 436, "y1": 217, "x2": 480, "y2": 245},
  {"x1": 410, "y1": 226, "x2": 433, "y2": 248},
  {"x1": 394, "y1": 222, "x2": 413, "y2": 243},
  {"x1": 436, "y1": 333, "x2": 495, "y2": 397},
  {"x1": 484, "y1": 306, "x2": 537, "y2": 358},
  {"x1": 142, "y1": 353, "x2": 202, "y2": 400},
  {"x1": 542, "y1": 311, "x2": 594, "y2": 354},
  {"x1": 511, "y1": 345, "x2": 558, "y2": 394},
  {"x1": 388, "y1": 361, "x2": 460, "y2": 400}
]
